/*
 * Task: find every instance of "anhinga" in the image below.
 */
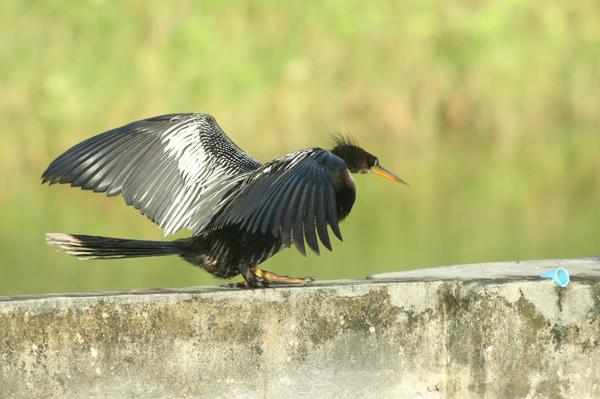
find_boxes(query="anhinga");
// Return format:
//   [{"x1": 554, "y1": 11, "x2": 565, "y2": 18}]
[{"x1": 42, "y1": 113, "x2": 406, "y2": 287}]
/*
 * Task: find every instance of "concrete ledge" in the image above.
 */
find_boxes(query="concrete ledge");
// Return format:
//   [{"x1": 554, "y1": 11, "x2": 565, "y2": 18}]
[{"x1": 2, "y1": 258, "x2": 600, "y2": 398}]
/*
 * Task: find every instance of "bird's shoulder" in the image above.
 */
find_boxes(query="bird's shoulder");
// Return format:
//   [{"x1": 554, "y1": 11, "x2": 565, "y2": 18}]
[
  {"x1": 258, "y1": 147, "x2": 348, "y2": 176},
  {"x1": 124, "y1": 112, "x2": 261, "y2": 173},
  {"x1": 143, "y1": 112, "x2": 217, "y2": 126},
  {"x1": 116, "y1": 113, "x2": 218, "y2": 136},
  {"x1": 121, "y1": 113, "x2": 238, "y2": 144}
]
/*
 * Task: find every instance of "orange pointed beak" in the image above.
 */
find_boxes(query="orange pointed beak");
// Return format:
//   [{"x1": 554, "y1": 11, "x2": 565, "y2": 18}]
[{"x1": 372, "y1": 165, "x2": 409, "y2": 186}]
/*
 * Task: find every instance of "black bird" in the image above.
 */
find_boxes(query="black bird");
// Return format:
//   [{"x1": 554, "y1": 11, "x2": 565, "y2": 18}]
[{"x1": 42, "y1": 113, "x2": 406, "y2": 287}]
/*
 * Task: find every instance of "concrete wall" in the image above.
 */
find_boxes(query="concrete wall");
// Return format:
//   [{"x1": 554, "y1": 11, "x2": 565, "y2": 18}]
[{"x1": 1, "y1": 258, "x2": 600, "y2": 398}]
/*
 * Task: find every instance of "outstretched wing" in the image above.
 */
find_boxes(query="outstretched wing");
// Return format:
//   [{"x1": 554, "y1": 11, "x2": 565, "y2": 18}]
[
  {"x1": 42, "y1": 113, "x2": 261, "y2": 235},
  {"x1": 209, "y1": 149, "x2": 347, "y2": 255}
]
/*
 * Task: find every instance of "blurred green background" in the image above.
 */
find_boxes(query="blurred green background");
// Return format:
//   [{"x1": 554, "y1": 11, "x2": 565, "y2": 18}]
[{"x1": 1, "y1": 1, "x2": 599, "y2": 295}]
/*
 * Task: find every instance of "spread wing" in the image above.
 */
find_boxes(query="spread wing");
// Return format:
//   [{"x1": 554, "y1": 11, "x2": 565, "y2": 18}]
[
  {"x1": 209, "y1": 149, "x2": 346, "y2": 255},
  {"x1": 42, "y1": 113, "x2": 261, "y2": 235}
]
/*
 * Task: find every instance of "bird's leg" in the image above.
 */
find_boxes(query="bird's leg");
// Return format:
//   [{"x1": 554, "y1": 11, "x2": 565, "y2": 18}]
[
  {"x1": 250, "y1": 267, "x2": 313, "y2": 286},
  {"x1": 224, "y1": 265, "x2": 313, "y2": 288},
  {"x1": 221, "y1": 264, "x2": 262, "y2": 288},
  {"x1": 238, "y1": 264, "x2": 259, "y2": 288}
]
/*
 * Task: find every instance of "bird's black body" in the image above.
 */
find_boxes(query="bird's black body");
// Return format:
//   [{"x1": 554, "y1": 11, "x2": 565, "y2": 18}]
[
  {"x1": 175, "y1": 148, "x2": 356, "y2": 283},
  {"x1": 43, "y1": 113, "x2": 403, "y2": 287}
]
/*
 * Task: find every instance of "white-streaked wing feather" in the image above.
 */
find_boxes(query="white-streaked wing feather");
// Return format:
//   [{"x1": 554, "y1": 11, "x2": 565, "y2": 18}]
[{"x1": 42, "y1": 113, "x2": 261, "y2": 235}]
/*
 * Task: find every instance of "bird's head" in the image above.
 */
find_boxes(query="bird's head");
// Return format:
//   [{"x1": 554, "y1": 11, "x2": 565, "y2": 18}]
[{"x1": 331, "y1": 136, "x2": 408, "y2": 185}]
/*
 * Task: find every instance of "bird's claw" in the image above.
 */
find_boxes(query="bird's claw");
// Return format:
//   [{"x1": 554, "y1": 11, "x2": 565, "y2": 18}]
[
  {"x1": 260, "y1": 276, "x2": 314, "y2": 287},
  {"x1": 221, "y1": 281, "x2": 251, "y2": 288}
]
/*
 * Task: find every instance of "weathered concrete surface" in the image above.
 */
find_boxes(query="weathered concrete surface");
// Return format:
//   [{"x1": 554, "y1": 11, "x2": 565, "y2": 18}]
[{"x1": 1, "y1": 258, "x2": 600, "y2": 398}]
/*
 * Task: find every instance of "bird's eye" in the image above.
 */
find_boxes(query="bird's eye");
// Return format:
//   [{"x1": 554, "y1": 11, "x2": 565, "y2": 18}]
[{"x1": 373, "y1": 158, "x2": 379, "y2": 167}]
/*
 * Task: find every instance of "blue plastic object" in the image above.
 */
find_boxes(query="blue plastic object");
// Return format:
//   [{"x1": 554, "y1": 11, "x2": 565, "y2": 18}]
[{"x1": 539, "y1": 268, "x2": 570, "y2": 288}]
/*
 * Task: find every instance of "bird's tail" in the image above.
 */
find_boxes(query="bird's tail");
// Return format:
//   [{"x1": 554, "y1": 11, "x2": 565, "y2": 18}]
[{"x1": 46, "y1": 233, "x2": 182, "y2": 259}]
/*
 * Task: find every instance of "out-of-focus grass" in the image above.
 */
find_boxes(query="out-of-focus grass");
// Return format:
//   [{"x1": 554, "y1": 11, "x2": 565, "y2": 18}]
[{"x1": 1, "y1": 1, "x2": 599, "y2": 295}]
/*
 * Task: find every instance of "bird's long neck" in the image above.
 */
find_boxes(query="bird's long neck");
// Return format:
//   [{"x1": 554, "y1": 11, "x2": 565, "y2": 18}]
[{"x1": 332, "y1": 169, "x2": 356, "y2": 221}]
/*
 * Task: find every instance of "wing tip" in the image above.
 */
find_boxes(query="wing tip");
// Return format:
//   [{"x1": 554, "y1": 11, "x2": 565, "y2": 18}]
[
  {"x1": 328, "y1": 219, "x2": 343, "y2": 241},
  {"x1": 295, "y1": 243, "x2": 307, "y2": 257},
  {"x1": 41, "y1": 172, "x2": 58, "y2": 185}
]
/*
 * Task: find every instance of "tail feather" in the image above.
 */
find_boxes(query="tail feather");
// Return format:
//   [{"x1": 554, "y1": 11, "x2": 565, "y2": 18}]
[{"x1": 46, "y1": 233, "x2": 180, "y2": 259}]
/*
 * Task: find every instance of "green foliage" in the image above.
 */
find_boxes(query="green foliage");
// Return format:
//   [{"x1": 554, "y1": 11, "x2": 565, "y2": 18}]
[{"x1": 1, "y1": 1, "x2": 599, "y2": 295}]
